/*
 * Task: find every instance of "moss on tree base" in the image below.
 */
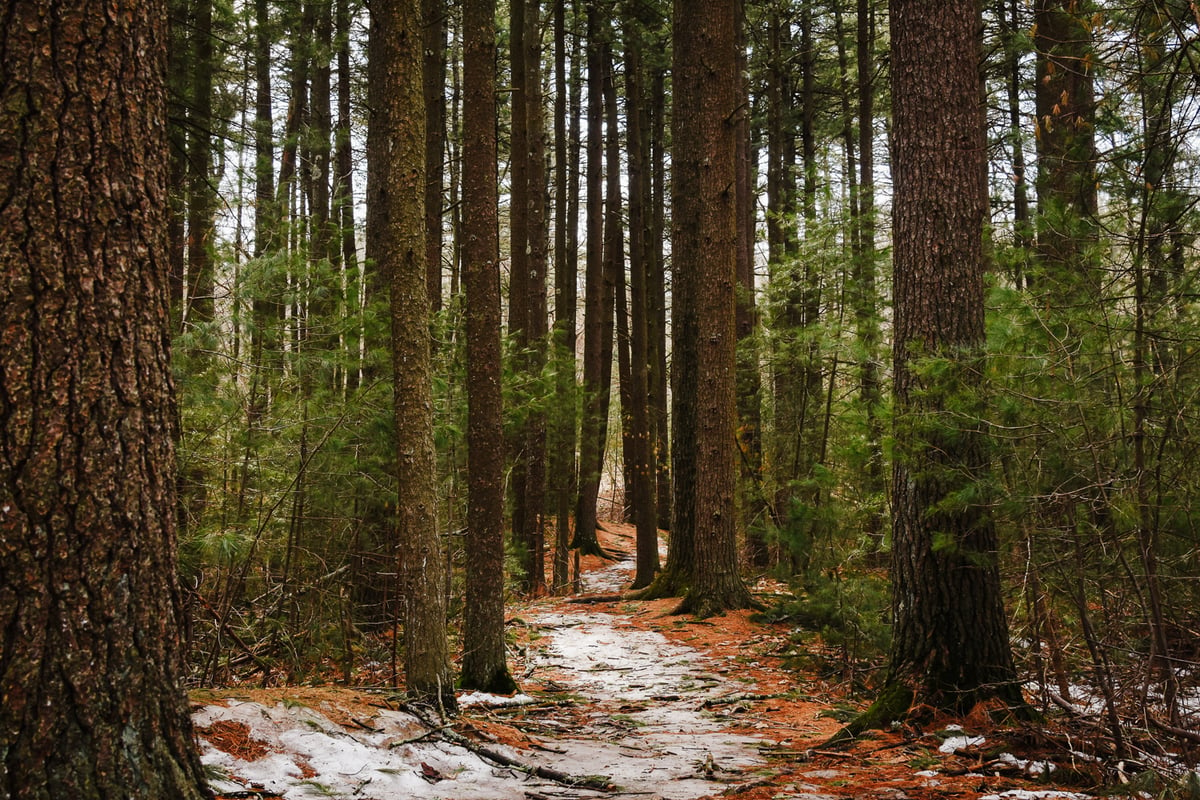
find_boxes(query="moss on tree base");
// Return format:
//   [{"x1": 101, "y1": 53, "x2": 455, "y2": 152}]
[{"x1": 823, "y1": 682, "x2": 915, "y2": 748}]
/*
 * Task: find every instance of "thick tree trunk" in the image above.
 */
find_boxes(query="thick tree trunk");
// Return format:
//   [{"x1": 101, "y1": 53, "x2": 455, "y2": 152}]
[
  {"x1": 0, "y1": 1, "x2": 208, "y2": 795},
  {"x1": 877, "y1": 0, "x2": 1023, "y2": 719},
  {"x1": 368, "y1": 0, "x2": 457, "y2": 709},
  {"x1": 460, "y1": 0, "x2": 517, "y2": 694},
  {"x1": 662, "y1": 0, "x2": 753, "y2": 616}
]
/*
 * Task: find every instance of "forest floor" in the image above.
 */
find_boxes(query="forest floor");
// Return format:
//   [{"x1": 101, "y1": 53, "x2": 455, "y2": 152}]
[{"x1": 193, "y1": 524, "x2": 1141, "y2": 800}]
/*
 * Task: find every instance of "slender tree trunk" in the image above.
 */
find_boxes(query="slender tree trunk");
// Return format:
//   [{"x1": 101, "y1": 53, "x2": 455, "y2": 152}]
[
  {"x1": 460, "y1": 0, "x2": 517, "y2": 693},
  {"x1": 574, "y1": 4, "x2": 612, "y2": 556},
  {"x1": 310, "y1": 0, "x2": 334, "y2": 269},
  {"x1": 550, "y1": 0, "x2": 581, "y2": 590},
  {"x1": 855, "y1": 0, "x2": 884, "y2": 543},
  {"x1": 335, "y1": 0, "x2": 360, "y2": 389},
  {"x1": 1, "y1": 0, "x2": 208, "y2": 793},
  {"x1": 522, "y1": 0, "x2": 550, "y2": 595},
  {"x1": 424, "y1": 0, "x2": 447, "y2": 313},
  {"x1": 648, "y1": 64, "x2": 672, "y2": 533},
  {"x1": 509, "y1": 0, "x2": 532, "y2": 575},
  {"x1": 998, "y1": 0, "x2": 1033, "y2": 288},
  {"x1": 368, "y1": 0, "x2": 457, "y2": 710},
  {"x1": 734, "y1": 0, "x2": 767, "y2": 567},
  {"x1": 625, "y1": 6, "x2": 659, "y2": 589},
  {"x1": 186, "y1": 0, "x2": 216, "y2": 330}
]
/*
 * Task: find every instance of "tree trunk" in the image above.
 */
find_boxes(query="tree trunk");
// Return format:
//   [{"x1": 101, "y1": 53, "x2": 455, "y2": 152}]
[
  {"x1": 424, "y1": 0, "x2": 447, "y2": 313},
  {"x1": 664, "y1": 0, "x2": 753, "y2": 616},
  {"x1": 1033, "y1": 0, "x2": 1098, "y2": 299},
  {"x1": 733, "y1": 0, "x2": 767, "y2": 567},
  {"x1": 186, "y1": 0, "x2": 216, "y2": 330},
  {"x1": 574, "y1": 4, "x2": 613, "y2": 557},
  {"x1": 648, "y1": 64, "x2": 672, "y2": 533},
  {"x1": 875, "y1": 0, "x2": 1023, "y2": 719},
  {"x1": 854, "y1": 0, "x2": 884, "y2": 544},
  {"x1": 624, "y1": 6, "x2": 659, "y2": 589},
  {"x1": 522, "y1": 0, "x2": 550, "y2": 595},
  {"x1": 0, "y1": 1, "x2": 208, "y2": 794},
  {"x1": 550, "y1": 0, "x2": 581, "y2": 591},
  {"x1": 335, "y1": 0, "x2": 360, "y2": 388},
  {"x1": 460, "y1": 0, "x2": 517, "y2": 694},
  {"x1": 368, "y1": 0, "x2": 457, "y2": 709},
  {"x1": 508, "y1": 0, "x2": 531, "y2": 570}
]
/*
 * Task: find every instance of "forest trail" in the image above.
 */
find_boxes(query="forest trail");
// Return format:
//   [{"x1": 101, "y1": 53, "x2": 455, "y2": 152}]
[{"x1": 195, "y1": 524, "x2": 1106, "y2": 800}]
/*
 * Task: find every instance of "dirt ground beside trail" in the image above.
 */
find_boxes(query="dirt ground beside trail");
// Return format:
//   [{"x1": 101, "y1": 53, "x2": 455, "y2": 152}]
[{"x1": 197, "y1": 522, "x2": 1121, "y2": 800}]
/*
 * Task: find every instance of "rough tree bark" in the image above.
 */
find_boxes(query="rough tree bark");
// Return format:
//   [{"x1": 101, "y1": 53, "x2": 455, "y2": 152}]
[
  {"x1": 837, "y1": 0, "x2": 1026, "y2": 738},
  {"x1": 0, "y1": 0, "x2": 209, "y2": 795},
  {"x1": 642, "y1": 0, "x2": 754, "y2": 615},
  {"x1": 367, "y1": 0, "x2": 457, "y2": 710},
  {"x1": 460, "y1": 0, "x2": 517, "y2": 694}
]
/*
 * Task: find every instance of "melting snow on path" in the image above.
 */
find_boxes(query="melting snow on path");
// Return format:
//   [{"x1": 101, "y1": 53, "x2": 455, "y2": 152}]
[{"x1": 197, "y1": 563, "x2": 766, "y2": 799}]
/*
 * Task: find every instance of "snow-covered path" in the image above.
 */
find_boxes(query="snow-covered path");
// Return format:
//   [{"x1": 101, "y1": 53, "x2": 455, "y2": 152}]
[{"x1": 197, "y1": 551, "x2": 767, "y2": 800}]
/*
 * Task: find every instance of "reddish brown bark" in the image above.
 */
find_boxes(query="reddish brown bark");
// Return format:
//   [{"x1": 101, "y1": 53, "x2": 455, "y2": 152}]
[{"x1": 0, "y1": 1, "x2": 209, "y2": 796}]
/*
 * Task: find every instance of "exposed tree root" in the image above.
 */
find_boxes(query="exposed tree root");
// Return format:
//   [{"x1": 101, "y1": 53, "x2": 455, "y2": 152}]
[{"x1": 401, "y1": 702, "x2": 617, "y2": 792}]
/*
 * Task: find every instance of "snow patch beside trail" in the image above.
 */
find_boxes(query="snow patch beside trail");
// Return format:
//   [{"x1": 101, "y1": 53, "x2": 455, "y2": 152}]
[{"x1": 196, "y1": 700, "x2": 524, "y2": 800}]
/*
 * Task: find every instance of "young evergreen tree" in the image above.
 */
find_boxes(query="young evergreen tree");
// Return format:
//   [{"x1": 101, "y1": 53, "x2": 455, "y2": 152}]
[
  {"x1": 0, "y1": 0, "x2": 209, "y2": 794},
  {"x1": 367, "y1": 0, "x2": 457, "y2": 709},
  {"x1": 461, "y1": 0, "x2": 517, "y2": 693}
]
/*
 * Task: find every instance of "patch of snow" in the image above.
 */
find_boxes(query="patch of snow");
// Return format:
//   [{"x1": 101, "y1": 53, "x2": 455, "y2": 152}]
[
  {"x1": 196, "y1": 700, "x2": 522, "y2": 799},
  {"x1": 456, "y1": 691, "x2": 537, "y2": 707},
  {"x1": 998, "y1": 751, "x2": 1056, "y2": 777},
  {"x1": 939, "y1": 734, "x2": 986, "y2": 753},
  {"x1": 198, "y1": 606, "x2": 768, "y2": 800},
  {"x1": 980, "y1": 791, "x2": 1092, "y2": 800},
  {"x1": 914, "y1": 769, "x2": 939, "y2": 777}
]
